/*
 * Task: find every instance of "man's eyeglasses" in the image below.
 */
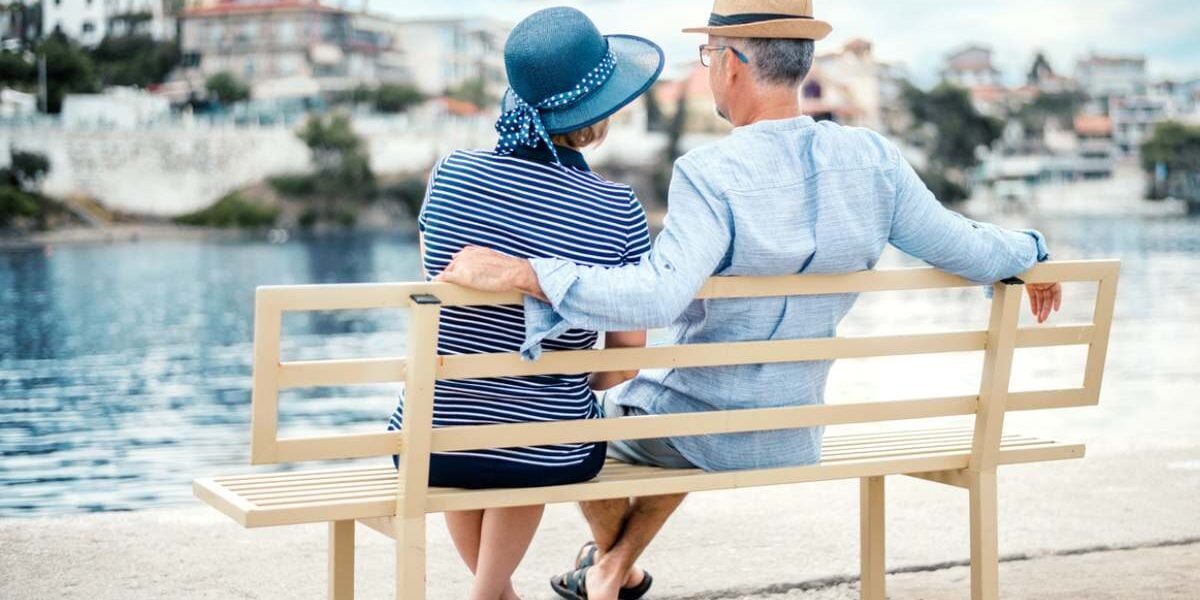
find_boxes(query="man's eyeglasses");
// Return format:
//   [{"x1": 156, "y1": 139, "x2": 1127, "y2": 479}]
[{"x1": 699, "y1": 44, "x2": 749, "y2": 68}]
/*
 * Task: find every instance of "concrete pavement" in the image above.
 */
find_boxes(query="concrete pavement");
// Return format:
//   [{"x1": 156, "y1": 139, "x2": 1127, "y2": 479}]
[{"x1": 3, "y1": 447, "x2": 1198, "y2": 599}]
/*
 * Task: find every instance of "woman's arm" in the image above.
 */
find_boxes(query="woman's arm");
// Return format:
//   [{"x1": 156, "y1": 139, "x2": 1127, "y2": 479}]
[
  {"x1": 419, "y1": 232, "x2": 428, "y2": 280},
  {"x1": 589, "y1": 330, "x2": 646, "y2": 391}
]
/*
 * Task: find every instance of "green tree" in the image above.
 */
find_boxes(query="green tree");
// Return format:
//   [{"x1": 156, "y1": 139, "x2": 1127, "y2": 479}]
[
  {"x1": 1013, "y1": 90, "x2": 1087, "y2": 139},
  {"x1": 0, "y1": 50, "x2": 35, "y2": 86},
  {"x1": 1141, "y1": 121, "x2": 1200, "y2": 174},
  {"x1": 206, "y1": 71, "x2": 251, "y2": 104},
  {"x1": 90, "y1": 29, "x2": 180, "y2": 87},
  {"x1": 174, "y1": 191, "x2": 279, "y2": 228},
  {"x1": 373, "y1": 83, "x2": 425, "y2": 113},
  {"x1": 0, "y1": 148, "x2": 51, "y2": 228},
  {"x1": 9, "y1": 148, "x2": 50, "y2": 189},
  {"x1": 35, "y1": 33, "x2": 99, "y2": 113},
  {"x1": 902, "y1": 82, "x2": 1002, "y2": 203},
  {"x1": 298, "y1": 113, "x2": 364, "y2": 173},
  {"x1": 295, "y1": 113, "x2": 376, "y2": 224},
  {"x1": 0, "y1": 185, "x2": 40, "y2": 226},
  {"x1": 1141, "y1": 121, "x2": 1200, "y2": 200}
]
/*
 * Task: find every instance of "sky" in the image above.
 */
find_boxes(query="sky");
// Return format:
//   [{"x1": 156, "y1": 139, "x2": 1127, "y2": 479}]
[{"x1": 363, "y1": 0, "x2": 1200, "y2": 86}]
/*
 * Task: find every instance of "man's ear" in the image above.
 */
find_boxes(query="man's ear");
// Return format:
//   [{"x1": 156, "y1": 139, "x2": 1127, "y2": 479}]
[{"x1": 725, "y1": 54, "x2": 741, "y2": 86}]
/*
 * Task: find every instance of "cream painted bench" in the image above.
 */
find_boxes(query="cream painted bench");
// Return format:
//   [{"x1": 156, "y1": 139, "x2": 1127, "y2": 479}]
[{"x1": 193, "y1": 259, "x2": 1119, "y2": 600}]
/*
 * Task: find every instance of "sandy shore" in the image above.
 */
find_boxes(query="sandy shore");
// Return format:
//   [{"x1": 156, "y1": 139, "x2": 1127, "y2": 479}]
[{"x1": 3, "y1": 448, "x2": 1198, "y2": 599}]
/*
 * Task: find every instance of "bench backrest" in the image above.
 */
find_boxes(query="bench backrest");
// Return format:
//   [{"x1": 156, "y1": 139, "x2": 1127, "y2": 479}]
[{"x1": 246, "y1": 260, "x2": 1119, "y2": 489}]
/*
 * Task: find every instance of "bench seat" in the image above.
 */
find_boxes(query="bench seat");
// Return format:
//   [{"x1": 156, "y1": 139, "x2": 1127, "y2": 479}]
[{"x1": 194, "y1": 427, "x2": 1083, "y2": 529}]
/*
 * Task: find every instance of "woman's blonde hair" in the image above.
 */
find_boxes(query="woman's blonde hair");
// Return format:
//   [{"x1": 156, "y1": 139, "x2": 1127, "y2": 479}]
[{"x1": 550, "y1": 118, "x2": 611, "y2": 150}]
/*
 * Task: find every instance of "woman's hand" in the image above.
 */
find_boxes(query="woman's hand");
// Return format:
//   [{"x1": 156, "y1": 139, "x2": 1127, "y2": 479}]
[
  {"x1": 589, "y1": 330, "x2": 647, "y2": 391},
  {"x1": 1026, "y1": 282, "x2": 1062, "y2": 324}
]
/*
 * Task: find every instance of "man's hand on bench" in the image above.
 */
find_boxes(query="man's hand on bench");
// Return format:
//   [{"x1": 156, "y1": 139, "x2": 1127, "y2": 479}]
[
  {"x1": 1026, "y1": 282, "x2": 1062, "y2": 324},
  {"x1": 437, "y1": 245, "x2": 549, "y2": 302}
]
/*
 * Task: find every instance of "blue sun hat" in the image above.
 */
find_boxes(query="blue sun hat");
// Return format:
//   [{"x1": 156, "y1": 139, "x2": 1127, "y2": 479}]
[{"x1": 495, "y1": 6, "x2": 665, "y2": 163}]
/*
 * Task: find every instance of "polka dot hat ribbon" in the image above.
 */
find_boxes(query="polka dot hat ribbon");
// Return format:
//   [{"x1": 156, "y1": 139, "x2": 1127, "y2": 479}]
[{"x1": 495, "y1": 50, "x2": 618, "y2": 164}]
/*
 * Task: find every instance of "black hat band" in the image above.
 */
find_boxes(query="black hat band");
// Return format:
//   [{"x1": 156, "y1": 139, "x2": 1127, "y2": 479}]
[{"x1": 708, "y1": 12, "x2": 813, "y2": 27}]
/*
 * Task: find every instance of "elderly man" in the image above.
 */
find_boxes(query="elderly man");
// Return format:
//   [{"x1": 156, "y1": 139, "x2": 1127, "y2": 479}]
[{"x1": 439, "y1": 2, "x2": 1061, "y2": 599}]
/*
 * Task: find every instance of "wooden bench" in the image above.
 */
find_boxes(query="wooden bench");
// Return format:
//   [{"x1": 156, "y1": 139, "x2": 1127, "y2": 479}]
[{"x1": 193, "y1": 259, "x2": 1119, "y2": 600}]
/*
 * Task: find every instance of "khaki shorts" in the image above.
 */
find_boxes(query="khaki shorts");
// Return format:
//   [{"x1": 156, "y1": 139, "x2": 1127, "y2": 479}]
[{"x1": 598, "y1": 389, "x2": 696, "y2": 470}]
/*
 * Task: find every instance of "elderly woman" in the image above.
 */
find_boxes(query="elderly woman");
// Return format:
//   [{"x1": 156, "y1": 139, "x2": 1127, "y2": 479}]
[{"x1": 386, "y1": 7, "x2": 663, "y2": 600}]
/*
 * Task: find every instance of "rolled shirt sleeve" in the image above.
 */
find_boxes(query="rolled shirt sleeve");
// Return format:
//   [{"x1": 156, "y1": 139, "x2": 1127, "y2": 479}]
[
  {"x1": 887, "y1": 144, "x2": 1049, "y2": 284},
  {"x1": 521, "y1": 158, "x2": 733, "y2": 360}
]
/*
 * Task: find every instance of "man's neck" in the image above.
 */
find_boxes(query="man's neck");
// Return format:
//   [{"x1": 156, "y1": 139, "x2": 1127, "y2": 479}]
[{"x1": 731, "y1": 87, "x2": 802, "y2": 127}]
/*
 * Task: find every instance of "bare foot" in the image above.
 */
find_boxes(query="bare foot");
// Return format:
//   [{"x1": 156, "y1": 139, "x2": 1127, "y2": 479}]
[{"x1": 583, "y1": 566, "x2": 622, "y2": 600}]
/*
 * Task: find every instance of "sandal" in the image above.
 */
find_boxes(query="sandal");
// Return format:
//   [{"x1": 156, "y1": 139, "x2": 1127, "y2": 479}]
[
  {"x1": 562, "y1": 543, "x2": 654, "y2": 600},
  {"x1": 550, "y1": 566, "x2": 591, "y2": 600},
  {"x1": 576, "y1": 541, "x2": 599, "y2": 569}
]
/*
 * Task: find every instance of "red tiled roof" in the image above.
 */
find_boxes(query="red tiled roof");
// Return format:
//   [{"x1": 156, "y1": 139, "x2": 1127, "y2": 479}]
[
  {"x1": 437, "y1": 96, "x2": 481, "y2": 116},
  {"x1": 654, "y1": 63, "x2": 712, "y2": 106},
  {"x1": 184, "y1": 0, "x2": 340, "y2": 17},
  {"x1": 1074, "y1": 114, "x2": 1112, "y2": 137}
]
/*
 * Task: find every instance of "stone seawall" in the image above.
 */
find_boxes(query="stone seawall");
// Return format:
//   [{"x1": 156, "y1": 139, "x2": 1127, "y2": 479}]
[{"x1": 0, "y1": 117, "x2": 499, "y2": 218}]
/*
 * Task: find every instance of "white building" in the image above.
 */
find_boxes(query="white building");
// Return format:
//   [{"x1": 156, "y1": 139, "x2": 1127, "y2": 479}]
[
  {"x1": 394, "y1": 18, "x2": 510, "y2": 101},
  {"x1": 43, "y1": 0, "x2": 169, "y2": 46},
  {"x1": 1075, "y1": 53, "x2": 1146, "y2": 103},
  {"x1": 1109, "y1": 95, "x2": 1167, "y2": 157},
  {"x1": 346, "y1": 11, "x2": 410, "y2": 87},
  {"x1": 942, "y1": 45, "x2": 1002, "y2": 88},
  {"x1": 811, "y1": 38, "x2": 905, "y2": 133}
]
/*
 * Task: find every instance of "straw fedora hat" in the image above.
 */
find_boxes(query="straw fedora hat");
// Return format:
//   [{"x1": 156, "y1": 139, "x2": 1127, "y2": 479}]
[{"x1": 683, "y1": 0, "x2": 832, "y2": 40}]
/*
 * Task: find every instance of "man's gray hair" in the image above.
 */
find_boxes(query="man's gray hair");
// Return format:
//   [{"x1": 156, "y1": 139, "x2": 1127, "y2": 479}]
[{"x1": 741, "y1": 38, "x2": 815, "y2": 87}]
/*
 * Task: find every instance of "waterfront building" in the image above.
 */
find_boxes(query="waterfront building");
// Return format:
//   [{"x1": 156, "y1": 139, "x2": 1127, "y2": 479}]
[
  {"x1": 391, "y1": 18, "x2": 510, "y2": 100},
  {"x1": 179, "y1": 1, "x2": 355, "y2": 99},
  {"x1": 1025, "y1": 52, "x2": 1075, "y2": 94},
  {"x1": 810, "y1": 38, "x2": 906, "y2": 133},
  {"x1": 1109, "y1": 94, "x2": 1168, "y2": 157},
  {"x1": 43, "y1": 0, "x2": 170, "y2": 46},
  {"x1": 652, "y1": 38, "x2": 904, "y2": 135},
  {"x1": 1, "y1": 1, "x2": 41, "y2": 50},
  {"x1": 942, "y1": 45, "x2": 1003, "y2": 88},
  {"x1": 346, "y1": 11, "x2": 409, "y2": 86},
  {"x1": 1150, "y1": 79, "x2": 1200, "y2": 123},
  {"x1": 1075, "y1": 53, "x2": 1147, "y2": 106},
  {"x1": 1072, "y1": 114, "x2": 1117, "y2": 179},
  {"x1": 941, "y1": 44, "x2": 1010, "y2": 117},
  {"x1": 179, "y1": 4, "x2": 508, "y2": 104}
]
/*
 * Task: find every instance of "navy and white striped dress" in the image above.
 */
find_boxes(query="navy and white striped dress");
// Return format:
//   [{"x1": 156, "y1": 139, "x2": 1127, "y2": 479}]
[{"x1": 388, "y1": 143, "x2": 651, "y2": 488}]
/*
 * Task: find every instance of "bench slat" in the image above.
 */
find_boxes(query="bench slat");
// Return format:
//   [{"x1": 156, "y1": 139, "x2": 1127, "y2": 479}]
[
  {"x1": 193, "y1": 429, "x2": 1084, "y2": 528},
  {"x1": 438, "y1": 325, "x2": 1095, "y2": 381}
]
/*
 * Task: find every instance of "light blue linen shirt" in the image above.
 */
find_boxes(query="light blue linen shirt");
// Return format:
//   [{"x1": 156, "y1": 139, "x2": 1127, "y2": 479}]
[{"x1": 520, "y1": 116, "x2": 1049, "y2": 472}]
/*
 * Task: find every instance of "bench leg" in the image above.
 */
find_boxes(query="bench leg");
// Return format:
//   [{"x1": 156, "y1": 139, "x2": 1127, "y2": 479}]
[
  {"x1": 394, "y1": 515, "x2": 426, "y2": 600},
  {"x1": 969, "y1": 471, "x2": 1000, "y2": 600},
  {"x1": 329, "y1": 520, "x2": 355, "y2": 600},
  {"x1": 859, "y1": 476, "x2": 886, "y2": 600}
]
